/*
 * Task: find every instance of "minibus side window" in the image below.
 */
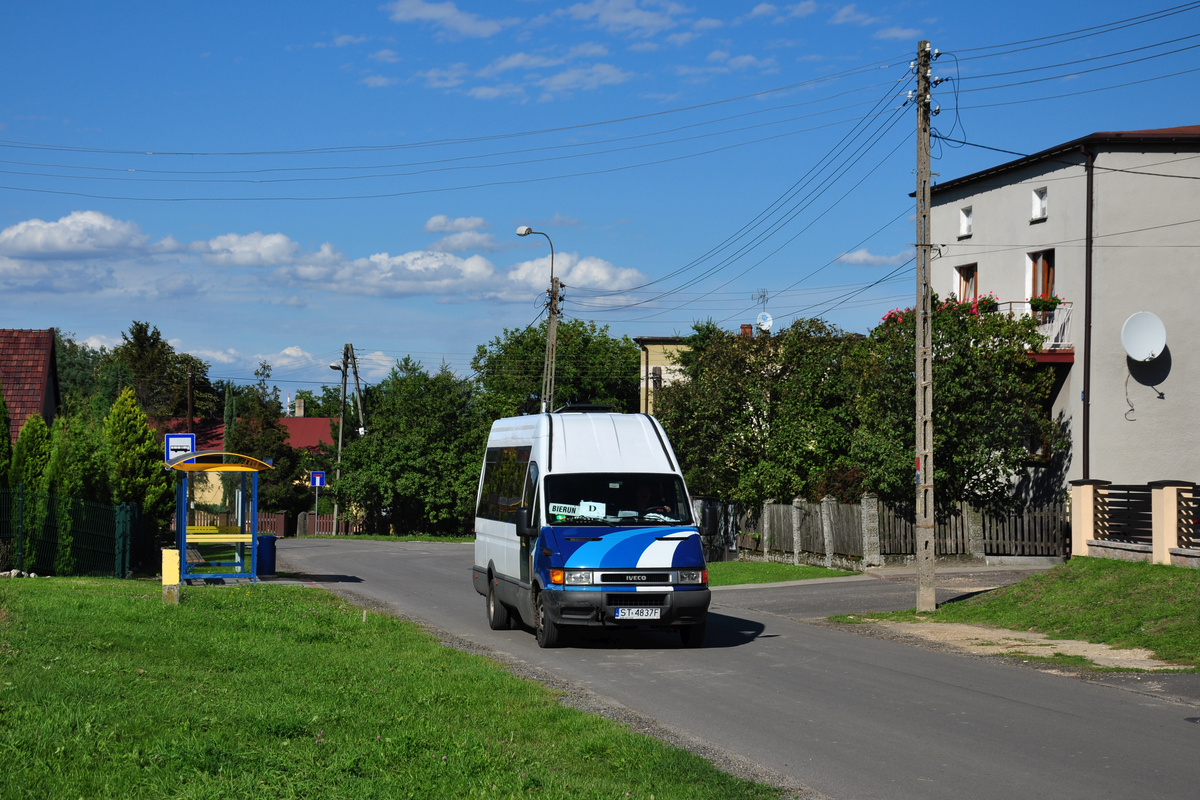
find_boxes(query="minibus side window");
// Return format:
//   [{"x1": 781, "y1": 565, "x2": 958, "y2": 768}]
[
  {"x1": 523, "y1": 462, "x2": 540, "y2": 530},
  {"x1": 477, "y1": 446, "x2": 532, "y2": 523}
]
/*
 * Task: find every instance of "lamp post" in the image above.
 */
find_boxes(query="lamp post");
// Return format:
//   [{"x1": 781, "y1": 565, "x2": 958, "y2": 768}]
[{"x1": 516, "y1": 226, "x2": 559, "y2": 412}]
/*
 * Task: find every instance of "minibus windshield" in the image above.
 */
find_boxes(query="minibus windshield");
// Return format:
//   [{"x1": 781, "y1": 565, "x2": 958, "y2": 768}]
[{"x1": 544, "y1": 473, "x2": 692, "y2": 527}]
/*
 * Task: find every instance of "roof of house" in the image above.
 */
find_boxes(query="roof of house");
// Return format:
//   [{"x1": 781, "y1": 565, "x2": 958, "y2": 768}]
[
  {"x1": 0, "y1": 329, "x2": 60, "y2": 446},
  {"x1": 932, "y1": 124, "x2": 1200, "y2": 195},
  {"x1": 279, "y1": 417, "x2": 336, "y2": 452},
  {"x1": 155, "y1": 416, "x2": 337, "y2": 453}
]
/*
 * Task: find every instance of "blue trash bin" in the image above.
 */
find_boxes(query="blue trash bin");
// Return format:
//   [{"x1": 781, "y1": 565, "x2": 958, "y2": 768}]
[{"x1": 256, "y1": 535, "x2": 277, "y2": 576}]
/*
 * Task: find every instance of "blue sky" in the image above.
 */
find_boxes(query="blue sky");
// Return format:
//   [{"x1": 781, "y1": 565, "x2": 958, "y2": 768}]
[{"x1": 3, "y1": 1, "x2": 1198, "y2": 394}]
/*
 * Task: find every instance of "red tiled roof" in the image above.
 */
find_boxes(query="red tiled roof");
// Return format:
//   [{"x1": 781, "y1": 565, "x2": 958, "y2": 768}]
[
  {"x1": 280, "y1": 417, "x2": 337, "y2": 452},
  {"x1": 154, "y1": 416, "x2": 337, "y2": 453},
  {"x1": 159, "y1": 417, "x2": 226, "y2": 451},
  {"x1": 0, "y1": 329, "x2": 60, "y2": 446}
]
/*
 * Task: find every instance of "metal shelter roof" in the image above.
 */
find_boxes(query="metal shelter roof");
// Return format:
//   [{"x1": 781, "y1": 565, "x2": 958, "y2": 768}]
[{"x1": 165, "y1": 451, "x2": 275, "y2": 473}]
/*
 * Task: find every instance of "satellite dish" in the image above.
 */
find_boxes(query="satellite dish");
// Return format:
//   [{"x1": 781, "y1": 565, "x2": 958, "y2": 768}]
[
  {"x1": 1121, "y1": 311, "x2": 1166, "y2": 361},
  {"x1": 756, "y1": 311, "x2": 773, "y2": 331}
]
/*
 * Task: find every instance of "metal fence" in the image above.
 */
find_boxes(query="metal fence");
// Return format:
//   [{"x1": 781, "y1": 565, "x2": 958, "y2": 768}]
[
  {"x1": 1179, "y1": 486, "x2": 1199, "y2": 550},
  {"x1": 1095, "y1": 484, "x2": 1153, "y2": 545},
  {"x1": 0, "y1": 486, "x2": 153, "y2": 577}
]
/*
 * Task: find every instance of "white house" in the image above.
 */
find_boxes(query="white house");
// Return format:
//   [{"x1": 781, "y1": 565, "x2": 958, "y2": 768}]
[{"x1": 930, "y1": 125, "x2": 1200, "y2": 493}]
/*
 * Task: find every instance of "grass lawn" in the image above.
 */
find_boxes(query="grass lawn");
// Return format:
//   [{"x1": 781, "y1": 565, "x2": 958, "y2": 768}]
[
  {"x1": 834, "y1": 557, "x2": 1200, "y2": 668},
  {"x1": 707, "y1": 560, "x2": 854, "y2": 587},
  {"x1": 0, "y1": 578, "x2": 779, "y2": 800}
]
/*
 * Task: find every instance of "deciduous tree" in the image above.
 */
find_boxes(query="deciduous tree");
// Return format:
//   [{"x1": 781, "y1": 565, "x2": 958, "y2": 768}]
[
  {"x1": 471, "y1": 319, "x2": 640, "y2": 416},
  {"x1": 848, "y1": 297, "x2": 1068, "y2": 514},
  {"x1": 337, "y1": 358, "x2": 486, "y2": 534}
]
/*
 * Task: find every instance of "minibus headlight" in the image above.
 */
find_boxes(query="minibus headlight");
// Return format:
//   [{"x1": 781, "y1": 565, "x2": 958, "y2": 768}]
[
  {"x1": 565, "y1": 570, "x2": 592, "y2": 585},
  {"x1": 677, "y1": 569, "x2": 704, "y2": 585}
]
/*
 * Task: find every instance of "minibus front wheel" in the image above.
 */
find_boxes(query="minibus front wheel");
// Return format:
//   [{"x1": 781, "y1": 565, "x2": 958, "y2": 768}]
[{"x1": 534, "y1": 590, "x2": 561, "y2": 648}]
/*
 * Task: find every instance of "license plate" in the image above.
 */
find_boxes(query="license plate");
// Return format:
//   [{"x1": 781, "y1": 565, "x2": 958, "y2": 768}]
[{"x1": 615, "y1": 607, "x2": 661, "y2": 620}]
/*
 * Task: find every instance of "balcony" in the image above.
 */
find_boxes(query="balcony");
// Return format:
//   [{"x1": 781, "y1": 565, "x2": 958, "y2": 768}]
[{"x1": 994, "y1": 301, "x2": 1073, "y2": 363}]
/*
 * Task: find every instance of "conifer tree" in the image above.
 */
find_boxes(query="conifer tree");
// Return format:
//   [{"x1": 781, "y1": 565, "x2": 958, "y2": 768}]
[{"x1": 104, "y1": 387, "x2": 173, "y2": 527}]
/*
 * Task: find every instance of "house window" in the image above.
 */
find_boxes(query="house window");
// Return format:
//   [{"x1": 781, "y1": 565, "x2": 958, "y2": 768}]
[
  {"x1": 1030, "y1": 250, "x2": 1054, "y2": 299},
  {"x1": 1032, "y1": 187, "x2": 1048, "y2": 221},
  {"x1": 959, "y1": 206, "x2": 973, "y2": 238},
  {"x1": 956, "y1": 264, "x2": 978, "y2": 300}
]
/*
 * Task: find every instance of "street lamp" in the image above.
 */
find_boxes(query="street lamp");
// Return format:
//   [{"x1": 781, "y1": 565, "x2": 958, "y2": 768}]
[{"x1": 516, "y1": 225, "x2": 559, "y2": 413}]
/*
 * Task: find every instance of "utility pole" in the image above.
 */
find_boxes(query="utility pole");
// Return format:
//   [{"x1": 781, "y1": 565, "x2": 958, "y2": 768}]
[
  {"x1": 331, "y1": 343, "x2": 350, "y2": 536},
  {"x1": 543, "y1": 273, "x2": 561, "y2": 413},
  {"x1": 914, "y1": 40, "x2": 936, "y2": 613}
]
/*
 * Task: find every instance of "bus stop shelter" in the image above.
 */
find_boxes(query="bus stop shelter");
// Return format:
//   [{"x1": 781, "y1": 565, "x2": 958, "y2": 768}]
[{"x1": 165, "y1": 451, "x2": 274, "y2": 583}]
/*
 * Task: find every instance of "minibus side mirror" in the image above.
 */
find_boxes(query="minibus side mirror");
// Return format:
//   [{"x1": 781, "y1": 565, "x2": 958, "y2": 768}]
[{"x1": 515, "y1": 508, "x2": 536, "y2": 538}]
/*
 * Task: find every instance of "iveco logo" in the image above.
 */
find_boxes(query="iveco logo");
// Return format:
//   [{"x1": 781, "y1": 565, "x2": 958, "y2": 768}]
[{"x1": 625, "y1": 575, "x2": 648, "y2": 582}]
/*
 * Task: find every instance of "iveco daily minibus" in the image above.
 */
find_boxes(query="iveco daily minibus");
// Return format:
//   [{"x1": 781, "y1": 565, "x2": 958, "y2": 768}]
[{"x1": 471, "y1": 409, "x2": 710, "y2": 648}]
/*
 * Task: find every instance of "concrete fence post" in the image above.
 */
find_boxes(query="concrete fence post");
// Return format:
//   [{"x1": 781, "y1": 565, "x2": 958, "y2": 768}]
[
  {"x1": 1069, "y1": 480, "x2": 1110, "y2": 557},
  {"x1": 791, "y1": 498, "x2": 802, "y2": 566},
  {"x1": 861, "y1": 494, "x2": 881, "y2": 568},
  {"x1": 966, "y1": 505, "x2": 985, "y2": 559},
  {"x1": 820, "y1": 495, "x2": 836, "y2": 569},
  {"x1": 1150, "y1": 481, "x2": 1192, "y2": 566}
]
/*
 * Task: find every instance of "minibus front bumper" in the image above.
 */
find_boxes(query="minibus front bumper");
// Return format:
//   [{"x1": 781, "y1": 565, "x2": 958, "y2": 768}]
[{"x1": 542, "y1": 586, "x2": 710, "y2": 628}]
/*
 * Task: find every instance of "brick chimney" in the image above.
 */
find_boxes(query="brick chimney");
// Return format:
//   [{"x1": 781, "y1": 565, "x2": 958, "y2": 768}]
[
  {"x1": 740, "y1": 324, "x2": 753, "y2": 337},
  {"x1": 295, "y1": 398, "x2": 305, "y2": 418}
]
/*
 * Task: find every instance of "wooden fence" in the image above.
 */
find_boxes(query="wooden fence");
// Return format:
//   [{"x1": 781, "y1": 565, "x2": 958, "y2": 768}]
[{"x1": 173, "y1": 510, "x2": 288, "y2": 537}]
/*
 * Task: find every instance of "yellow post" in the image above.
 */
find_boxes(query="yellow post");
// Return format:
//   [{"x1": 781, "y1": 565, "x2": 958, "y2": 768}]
[
  {"x1": 162, "y1": 548, "x2": 181, "y2": 604},
  {"x1": 1150, "y1": 481, "x2": 1190, "y2": 566}
]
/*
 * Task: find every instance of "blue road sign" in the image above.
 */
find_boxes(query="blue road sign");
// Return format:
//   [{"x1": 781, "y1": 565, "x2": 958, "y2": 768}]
[
  {"x1": 310, "y1": 471, "x2": 326, "y2": 487},
  {"x1": 165, "y1": 433, "x2": 196, "y2": 464}
]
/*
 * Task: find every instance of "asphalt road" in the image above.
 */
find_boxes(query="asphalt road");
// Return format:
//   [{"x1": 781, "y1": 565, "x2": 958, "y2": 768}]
[{"x1": 273, "y1": 538, "x2": 1200, "y2": 800}]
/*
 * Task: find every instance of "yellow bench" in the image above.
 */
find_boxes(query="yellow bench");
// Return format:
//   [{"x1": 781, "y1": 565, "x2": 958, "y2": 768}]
[{"x1": 186, "y1": 525, "x2": 253, "y2": 544}]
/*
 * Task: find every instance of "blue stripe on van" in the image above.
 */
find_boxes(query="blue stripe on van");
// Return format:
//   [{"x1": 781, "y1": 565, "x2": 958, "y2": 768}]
[{"x1": 555, "y1": 526, "x2": 700, "y2": 570}]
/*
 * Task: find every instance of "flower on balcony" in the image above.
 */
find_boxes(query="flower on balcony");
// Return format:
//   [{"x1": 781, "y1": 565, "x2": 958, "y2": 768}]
[
  {"x1": 972, "y1": 293, "x2": 999, "y2": 314},
  {"x1": 1028, "y1": 293, "x2": 1063, "y2": 312}
]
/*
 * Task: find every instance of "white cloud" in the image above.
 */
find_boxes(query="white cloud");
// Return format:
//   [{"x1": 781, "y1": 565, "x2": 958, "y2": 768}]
[
  {"x1": 536, "y1": 63, "x2": 634, "y2": 97},
  {"x1": 749, "y1": 4, "x2": 778, "y2": 17},
  {"x1": 424, "y1": 214, "x2": 486, "y2": 233},
  {"x1": 417, "y1": 63, "x2": 469, "y2": 88},
  {"x1": 428, "y1": 231, "x2": 499, "y2": 253},
  {"x1": 836, "y1": 248, "x2": 908, "y2": 267},
  {"x1": 875, "y1": 26, "x2": 920, "y2": 40},
  {"x1": 0, "y1": 210, "x2": 148, "y2": 259},
  {"x1": 693, "y1": 17, "x2": 724, "y2": 30},
  {"x1": 562, "y1": 0, "x2": 685, "y2": 38},
  {"x1": 279, "y1": 249, "x2": 498, "y2": 298},
  {"x1": 468, "y1": 83, "x2": 526, "y2": 100},
  {"x1": 505, "y1": 252, "x2": 643, "y2": 296},
  {"x1": 786, "y1": 2, "x2": 817, "y2": 18},
  {"x1": 385, "y1": 0, "x2": 516, "y2": 39},
  {"x1": 201, "y1": 232, "x2": 299, "y2": 266},
  {"x1": 332, "y1": 34, "x2": 367, "y2": 47},
  {"x1": 362, "y1": 74, "x2": 399, "y2": 88},
  {"x1": 188, "y1": 347, "x2": 241, "y2": 365},
  {"x1": 830, "y1": 4, "x2": 879, "y2": 25},
  {"x1": 370, "y1": 49, "x2": 402, "y2": 63},
  {"x1": 355, "y1": 350, "x2": 397, "y2": 382}
]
